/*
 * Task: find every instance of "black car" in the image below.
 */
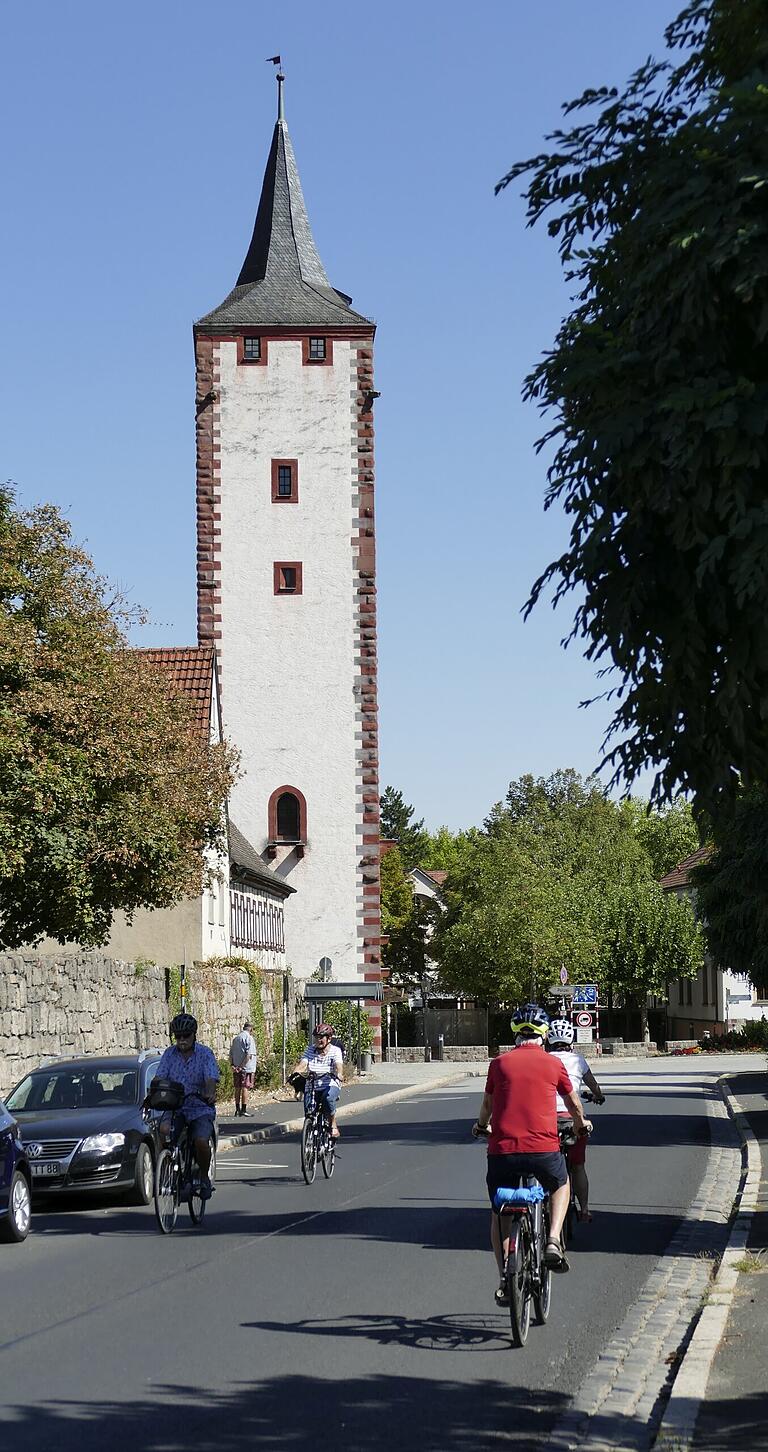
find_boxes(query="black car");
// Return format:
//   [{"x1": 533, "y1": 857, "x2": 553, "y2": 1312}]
[
  {"x1": 0, "y1": 1097, "x2": 32, "y2": 1241},
  {"x1": 5, "y1": 1051, "x2": 163, "y2": 1203}
]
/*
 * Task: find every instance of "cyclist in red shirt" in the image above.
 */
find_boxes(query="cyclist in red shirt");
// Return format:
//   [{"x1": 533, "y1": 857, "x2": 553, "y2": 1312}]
[{"x1": 473, "y1": 1003, "x2": 591, "y2": 1302}]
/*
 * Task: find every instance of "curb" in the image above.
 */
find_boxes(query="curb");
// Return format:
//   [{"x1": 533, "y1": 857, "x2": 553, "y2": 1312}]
[
  {"x1": 216, "y1": 1069, "x2": 476, "y2": 1155},
  {"x1": 654, "y1": 1074, "x2": 763, "y2": 1451}
]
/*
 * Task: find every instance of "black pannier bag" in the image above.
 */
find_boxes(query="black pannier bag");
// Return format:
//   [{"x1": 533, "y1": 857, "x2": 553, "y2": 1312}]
[{"x1": 146, "y1": 1078, "x2": 185, "y2": 1111}]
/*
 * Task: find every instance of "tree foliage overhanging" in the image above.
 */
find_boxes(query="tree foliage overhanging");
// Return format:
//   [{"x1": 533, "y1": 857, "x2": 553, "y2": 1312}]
[
  {"x1": 691, "y1": 784, "x2": 768, "y2": 979},
  {"x1": 0, "y1": 488, "x2": 238, "y2": 947},
  {"x1": 499, "y1": 0, "x2": 768, "y2": 816}
]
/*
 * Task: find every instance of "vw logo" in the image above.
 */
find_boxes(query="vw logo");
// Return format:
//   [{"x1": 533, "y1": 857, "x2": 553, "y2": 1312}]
[{"x1": 27, "y1": 1143, "x2": 43, "y2": 1159}]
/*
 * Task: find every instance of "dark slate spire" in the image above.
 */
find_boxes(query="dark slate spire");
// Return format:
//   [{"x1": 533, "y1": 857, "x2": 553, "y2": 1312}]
[{"x1": 197, "y1": 76, "x2": 370, "y2": 331}]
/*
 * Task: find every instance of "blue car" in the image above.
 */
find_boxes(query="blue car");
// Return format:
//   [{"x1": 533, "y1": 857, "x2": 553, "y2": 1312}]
[{"x1": 0, "y1": 1096, "x2": 32, "y2": 1242}]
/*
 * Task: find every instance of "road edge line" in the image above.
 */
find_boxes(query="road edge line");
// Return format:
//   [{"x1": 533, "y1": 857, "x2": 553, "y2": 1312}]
[
  {"x1": 654, "y1": 1071, "x2": 763, "y2": 1451},
  {"x1": 216, "y1": 1069, "x2": 479, "y2": 1155}
]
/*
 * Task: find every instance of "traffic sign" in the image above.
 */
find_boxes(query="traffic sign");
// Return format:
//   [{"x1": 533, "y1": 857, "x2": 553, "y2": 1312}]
[
  {"x1": 559, "y1": 966, "x2": 568, "y2": 985},
  {"x1": 548, "y1": 984, "x2": 574, "y2": 997},
  {"x1": 576, "y1": 1027, "x2": 594, "y2": 1044},
  {"x1": 575, "y1": 1011, "x2": 593, "y2": 1029},
  {"x1": 572, "y1": 983, "x2": 598, "y2": 1005}
]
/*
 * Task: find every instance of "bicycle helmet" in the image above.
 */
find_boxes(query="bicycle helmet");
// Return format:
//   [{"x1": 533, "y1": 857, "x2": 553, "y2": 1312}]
[
  {"x1": 313, "y1": 1023, "x2": 334, "y2": 1038},
  {"x1": 170, "y1": 1012, "x2": 198, "y2": 1039},
  {"x1": 510, "y1": 1003, "x2": 550, "y2": 1040},
  {"x1": 548, "y1": 1018, "x2": 575, "y2": 1046}
]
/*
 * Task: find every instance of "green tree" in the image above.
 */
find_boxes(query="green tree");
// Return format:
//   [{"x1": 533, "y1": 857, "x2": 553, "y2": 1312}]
[
  {"x1": 499, "y1": 0, "x2": 768, "y2": 816},
  {"x1": 691, "y1": 785, "x2": 768, "y2": 979},
  {"x1": 599, "y1": 881, "x2": 704, "y2": 1038},
  {"x1": 0, "y1": 488, "x2": 238, "y2": 947},
  {"x1": 380, "y1": 845, "x2": 413, "y2": 938},
  {"x1": 433, "y1": 772, "x2": 631, "y2": 1002},
  {"x1": 379, "y1": 785, "x2": 429, "y2": 871},
  {"x1": 420, "y1": 825, "x2": 476, "y2": 875},
  {"x1": 618, "y1": 798, "x2": 700, "y2": 880}
]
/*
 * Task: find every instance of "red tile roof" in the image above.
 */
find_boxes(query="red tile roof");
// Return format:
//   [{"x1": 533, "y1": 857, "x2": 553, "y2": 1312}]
[
  {"x1": 132, "y1": 647, "x2": 215, "y2": 741},
  {"x1": 659, "y1": 845, "x2": 712, "y2": 890},
  {"x1": 424, "y1": 869, "x2": 448, "y2": 885}
]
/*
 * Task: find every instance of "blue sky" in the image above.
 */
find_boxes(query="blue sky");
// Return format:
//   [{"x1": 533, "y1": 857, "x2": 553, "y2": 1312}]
[{"x1": 2, "y1": 1, "x2": 683, "y2": 830}]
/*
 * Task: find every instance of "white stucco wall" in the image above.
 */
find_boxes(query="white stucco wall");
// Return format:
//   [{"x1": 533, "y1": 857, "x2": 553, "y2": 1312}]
[{"x1": 215, "y1": 337, "x2": 360, "y2": 981}]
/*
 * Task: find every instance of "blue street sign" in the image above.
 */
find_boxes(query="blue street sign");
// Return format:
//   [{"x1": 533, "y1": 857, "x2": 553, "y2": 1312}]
[{"x1": 572, "y1": 983, "x2": 598, "y2": 1005}]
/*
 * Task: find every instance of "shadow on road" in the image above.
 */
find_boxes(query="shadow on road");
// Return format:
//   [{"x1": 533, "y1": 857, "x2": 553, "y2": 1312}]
[
  {"x1": 243, "y1": 1310, "x2": 514, "y2": 1352},
  {"x1": 2, "y1": 1373, "x2": 570, "y2": 1451}
]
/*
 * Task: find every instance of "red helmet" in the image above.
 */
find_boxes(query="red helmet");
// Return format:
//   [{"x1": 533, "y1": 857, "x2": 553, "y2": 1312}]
[{"x1": 314, "y1": 1023, "x2": 334, "y2": 1037}]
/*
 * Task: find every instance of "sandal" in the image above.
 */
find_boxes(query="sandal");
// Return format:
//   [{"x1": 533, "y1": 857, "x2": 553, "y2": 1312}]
[
  {"x1": 494, "y1": 1281, "x2": 510, "y2": 1307},
  {"x1": 543, "y1": 1238, "x2": 570, "y2": 1273}
]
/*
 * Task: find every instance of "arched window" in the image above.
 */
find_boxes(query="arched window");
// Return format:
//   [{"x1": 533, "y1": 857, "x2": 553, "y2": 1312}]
[{"x1": 268, "y1": 785, "x2": 307, "y2": 845}]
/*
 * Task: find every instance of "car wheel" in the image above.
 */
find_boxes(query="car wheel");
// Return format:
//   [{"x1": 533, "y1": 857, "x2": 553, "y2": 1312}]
[
  {"x1": 130, "y1": 1142, "x2": 154, "y2": 1206},
  {"x1": 1, "y1": 1170, "x2": 31, "y2": 1242}
]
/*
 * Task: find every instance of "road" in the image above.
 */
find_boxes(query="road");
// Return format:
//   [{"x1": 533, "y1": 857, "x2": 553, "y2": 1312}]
[{"x1": 0, "y1": 1065, "x2": 728, "y2": 1450}]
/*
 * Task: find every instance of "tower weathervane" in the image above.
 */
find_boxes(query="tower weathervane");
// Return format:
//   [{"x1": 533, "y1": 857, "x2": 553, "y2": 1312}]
[{"x1": 265, "y1": 54, "x2": 285, "y2": 121}]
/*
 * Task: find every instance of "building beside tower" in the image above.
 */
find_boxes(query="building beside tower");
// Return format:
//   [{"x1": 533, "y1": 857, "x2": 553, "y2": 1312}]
[{"x1": 193, "y1": 75, "x2": 382, "y2": 1026}]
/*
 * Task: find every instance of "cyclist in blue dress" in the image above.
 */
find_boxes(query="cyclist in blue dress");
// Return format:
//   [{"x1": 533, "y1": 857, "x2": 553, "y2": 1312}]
[{"x1": 151, "y1": 1013, "x2": 219, "y2": 1198}]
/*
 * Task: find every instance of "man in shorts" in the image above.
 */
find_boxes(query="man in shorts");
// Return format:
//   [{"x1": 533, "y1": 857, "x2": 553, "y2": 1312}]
[
  {"x1": 473, "y1": 1002, "x2": 591, "y2": 1303},
  {"x1": 229, "y1": 1021, "x2": 258, "y2": 1117}
]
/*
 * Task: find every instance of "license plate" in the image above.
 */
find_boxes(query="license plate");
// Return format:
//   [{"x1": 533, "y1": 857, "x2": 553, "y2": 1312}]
[{"x1": 31, "y1": 1161, "x2": 61, "y2": 1177}]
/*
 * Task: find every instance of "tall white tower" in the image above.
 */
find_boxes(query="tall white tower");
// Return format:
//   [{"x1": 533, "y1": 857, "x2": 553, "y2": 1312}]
[{"x1": 194, "y1": 75, "x2": 382, "y2": 1018}]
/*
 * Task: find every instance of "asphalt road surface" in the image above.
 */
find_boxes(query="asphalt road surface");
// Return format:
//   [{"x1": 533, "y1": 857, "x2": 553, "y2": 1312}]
[{"x1": 0, "y1": 1071, "x2": 715, "y2": 1450}]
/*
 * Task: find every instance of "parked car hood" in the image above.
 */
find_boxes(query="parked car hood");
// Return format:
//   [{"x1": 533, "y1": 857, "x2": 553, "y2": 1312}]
[{"x1": 15, "y1": 1106, "x2": 139, "y2": 1141}]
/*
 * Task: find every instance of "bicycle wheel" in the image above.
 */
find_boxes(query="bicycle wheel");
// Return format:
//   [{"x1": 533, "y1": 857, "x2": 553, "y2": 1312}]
[
  {"x1": 534, "y1": 1205, "x2": 552, "y2": 1324},
  {"x1": 154, "y1": 1147, "x2": 179, "y2": 1234},
  {"x1": 301, "y1": 1117, "x2": 317, "y2": 1184},
  {"x1": 321, "y1": 1125, "x2": 336, "y2": 1179},
  {"x1": 506, "y1": 1218, "x2": 533, "y2": 1347}
]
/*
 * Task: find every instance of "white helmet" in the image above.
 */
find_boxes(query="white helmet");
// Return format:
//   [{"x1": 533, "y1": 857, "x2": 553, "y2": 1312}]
[{"x1": 548, "y1": 1018, "x2": 574, "y2": 1046}]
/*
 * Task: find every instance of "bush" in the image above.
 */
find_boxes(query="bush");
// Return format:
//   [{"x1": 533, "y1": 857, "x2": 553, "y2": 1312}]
[
  {"x1": 254, "y1": 1054, "x2": 282, "y2": 1090},
  {"x1": 317, "y1": 1000, "x2": 374, "y2": 1058},
  {"x1": 702, "y1": 1020, "x2": 768, "y2": 1052},
  {"x1": 216, "y1": 1058, "x2": 234, "y2": 1103}
]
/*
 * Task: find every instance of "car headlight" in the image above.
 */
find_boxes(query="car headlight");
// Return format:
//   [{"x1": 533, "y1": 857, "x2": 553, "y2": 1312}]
[{"x1": 80, "y1": 1132, "x2": 126, "y2": 1154}]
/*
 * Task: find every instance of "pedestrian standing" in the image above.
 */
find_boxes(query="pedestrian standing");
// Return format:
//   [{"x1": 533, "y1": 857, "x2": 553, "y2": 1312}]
[{"x1": 229, "y1": 1021, "x2": 258, "y2": 1117}]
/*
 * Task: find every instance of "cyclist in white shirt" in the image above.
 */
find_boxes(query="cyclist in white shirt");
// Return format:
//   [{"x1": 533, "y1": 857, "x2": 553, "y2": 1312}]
[
  {"x1": 293, "y1": 1024, "x2": 344, "y2": 1138},
  {"x1": 548, "y1": 1019, "x2": 604, "y2": 1222}
]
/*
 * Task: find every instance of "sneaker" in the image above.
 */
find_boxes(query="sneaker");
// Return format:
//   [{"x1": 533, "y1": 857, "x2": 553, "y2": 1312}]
[{"x1": 200, "y1": 1177, "x2": 213, "y2": 1201}]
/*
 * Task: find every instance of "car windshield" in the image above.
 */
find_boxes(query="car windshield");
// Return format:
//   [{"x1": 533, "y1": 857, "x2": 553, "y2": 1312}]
[{"x1": 6, "y1": 1068, "x2": 139, "y2": 1112}]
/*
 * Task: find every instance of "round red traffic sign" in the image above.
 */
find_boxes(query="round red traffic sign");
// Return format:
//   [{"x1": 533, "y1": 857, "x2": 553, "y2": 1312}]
[{"x1": 576, "y1": 1011, "x2": 593, "y2": 1028}]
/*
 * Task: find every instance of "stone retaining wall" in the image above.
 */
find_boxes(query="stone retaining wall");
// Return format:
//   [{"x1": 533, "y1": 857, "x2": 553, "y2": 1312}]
[
  {"x1": 0, "y1": 951, "x2": 296, "y2": 1093},
  {"x1": 600, "y1": 1040, "x2": 658, "y2": 1056},
  {"x1": 440, "y1": 1045, "x2": 488, "y2": 1062}
]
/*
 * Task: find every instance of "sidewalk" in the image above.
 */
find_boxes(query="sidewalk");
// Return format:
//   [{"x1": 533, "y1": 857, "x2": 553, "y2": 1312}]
[
  {"x1": 689, "y1": 1069, "x2": 768, "y2": 1450},
  {"x1": 216, "y1": 1059, "x2": 479, "y2": 1148}
]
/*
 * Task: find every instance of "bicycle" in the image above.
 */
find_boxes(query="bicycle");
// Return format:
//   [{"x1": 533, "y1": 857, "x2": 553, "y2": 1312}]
[
  {"x1": 143, "y1": 1079, "x2": 217, "y2": 1233},
  {"x1": 300, "y1": 1071, "x2": 337, "y2": 1185},
  {"x1": 474, "y1": 1126, "x2": 551, "y2": 1348}
]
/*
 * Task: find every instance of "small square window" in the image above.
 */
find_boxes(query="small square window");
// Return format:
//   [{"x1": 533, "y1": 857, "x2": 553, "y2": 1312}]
[
  {"x1": 274, "y1": 562, "x2": 303, "y2": 595},
  {"x1": 308, "y1": 337, "x2": 326, "y2": 361},
  {"x1": 243, "y1": 337, "x2": 261, "y2": 361}
]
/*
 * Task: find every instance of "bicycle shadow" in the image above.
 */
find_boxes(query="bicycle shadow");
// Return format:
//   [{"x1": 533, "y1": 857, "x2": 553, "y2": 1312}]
[{"x1": 241, "y1": 1311, "x2": 513, "y2": 1352}]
